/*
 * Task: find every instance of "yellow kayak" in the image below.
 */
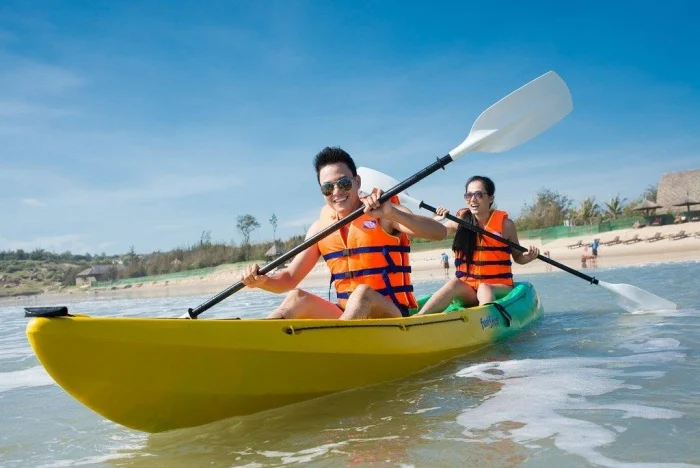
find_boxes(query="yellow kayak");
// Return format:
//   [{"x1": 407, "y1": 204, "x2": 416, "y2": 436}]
[{"x1": 25, "y1": 282, "x2": 542, "y2": 433}]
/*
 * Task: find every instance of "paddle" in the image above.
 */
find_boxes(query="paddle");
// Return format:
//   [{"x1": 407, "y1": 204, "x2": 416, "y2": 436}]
[
  {"x1": 182, "y1": 70, "x2": 573, "y2": 319},
  {"x1": 357, "y1": 167, "x2": 679, "y2": 312}
]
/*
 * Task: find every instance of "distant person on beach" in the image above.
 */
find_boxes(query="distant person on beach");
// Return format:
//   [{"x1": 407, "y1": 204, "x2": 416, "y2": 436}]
[
  {"x1": 416, "y1": 175, "x2": 539, "y2": 315},
  {"x1": 441, "y1": 252, "x2": 450, "y2": 278},
  {"x1": 543, "y1": 250, "x2": 552, "y2": 272},
  {"x1": 240, "y1": 147, "x2": 446, "y2": 320},
  {"x1": 582, "y1": 244, "x2": 597, "y2": 268},
  {"x1": 590, "y1": 238, "x2": 599, "y2": 258}
]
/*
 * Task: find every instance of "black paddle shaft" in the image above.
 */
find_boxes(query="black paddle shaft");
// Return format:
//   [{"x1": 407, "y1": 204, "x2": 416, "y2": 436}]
[
  {"x1": 418, "y1": 202, "x2": 599, "y2": 285},
  {"x1": 186, "y1": 154, "x2": 455, "y2": 318}
]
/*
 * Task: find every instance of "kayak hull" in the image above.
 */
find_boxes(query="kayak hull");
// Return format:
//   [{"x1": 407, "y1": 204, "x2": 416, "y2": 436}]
[{"x1": 26, "y1": 282, "x2": 542, "y2": 433}]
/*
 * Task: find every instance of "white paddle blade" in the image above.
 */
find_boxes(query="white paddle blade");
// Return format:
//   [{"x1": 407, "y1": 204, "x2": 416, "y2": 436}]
[
  {"x1": 357, "y1": 167, "x2": 422, "y2": 213},
  {"x1": 450, "y1": 71, "x2": 573, "y2": 160},
  {"x1": 598, "y1": 280, "x2": 678, "y2": 312}
]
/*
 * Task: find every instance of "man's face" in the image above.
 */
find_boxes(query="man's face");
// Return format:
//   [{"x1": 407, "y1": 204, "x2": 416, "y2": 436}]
[{"x1": 318, "y1": 163, "x2": 360, "y2": 216}]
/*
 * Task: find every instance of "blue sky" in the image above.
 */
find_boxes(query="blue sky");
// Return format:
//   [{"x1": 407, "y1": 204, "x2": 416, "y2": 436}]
[{"x1": 1, "y1": 1, "x2": 699, "y2": 255}]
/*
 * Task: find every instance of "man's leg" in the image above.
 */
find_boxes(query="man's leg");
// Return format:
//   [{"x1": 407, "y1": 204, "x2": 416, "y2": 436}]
[
  {"x1": 340, "y1": 285, "x2": 403, "y2": 320},
  {"x1": 267, "y1": 289, "x2": 343, "y2": 319}
]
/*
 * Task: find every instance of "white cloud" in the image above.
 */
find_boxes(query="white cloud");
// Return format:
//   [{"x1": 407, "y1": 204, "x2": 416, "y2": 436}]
[
  {"x1": 21, "y1": 198, "x2": 45, "y2": 207},
  {"x1": 1, "y1": 168, "x2": 243, "y2": 208}
]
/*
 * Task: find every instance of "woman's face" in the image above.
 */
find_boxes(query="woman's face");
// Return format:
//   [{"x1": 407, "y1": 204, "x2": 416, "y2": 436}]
[{"x1": 464, "y1": 180, "x2": 493, "y2": 216}]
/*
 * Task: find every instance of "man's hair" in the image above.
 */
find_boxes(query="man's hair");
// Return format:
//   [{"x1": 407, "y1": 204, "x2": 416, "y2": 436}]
[{"x1": 313, "y1": 147, "x2": 357, "y2": 182}]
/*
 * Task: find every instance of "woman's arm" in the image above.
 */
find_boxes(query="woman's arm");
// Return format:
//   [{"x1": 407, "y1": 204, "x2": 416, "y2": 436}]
[{"x1": 503, "y1": 219, "x2": 539, "y2": 265}]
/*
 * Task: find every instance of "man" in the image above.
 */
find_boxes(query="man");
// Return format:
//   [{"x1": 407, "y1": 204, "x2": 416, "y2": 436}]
[
  {"x1": 440, "y1": 252, "x2": 450, "y2": 278},
  {"x1": 240, "y1": 147, "x2": 447, "y2": 320},
  {"x1": 590, "y1": 238, "x2": 600, "y2": 266}
]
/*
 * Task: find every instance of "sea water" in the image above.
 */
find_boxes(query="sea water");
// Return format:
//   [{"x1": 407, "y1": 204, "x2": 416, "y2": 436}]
[{"x1": 1, "y1": 261, "x2": 699, "y2": 467}]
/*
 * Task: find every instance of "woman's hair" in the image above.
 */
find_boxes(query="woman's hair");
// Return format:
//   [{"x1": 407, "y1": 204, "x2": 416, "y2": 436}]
[{"x1": 452, "y1": 176, "x2": 496, "y2": 262}]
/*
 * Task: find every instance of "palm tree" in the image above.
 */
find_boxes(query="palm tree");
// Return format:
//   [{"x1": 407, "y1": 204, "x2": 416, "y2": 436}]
[
  {"x1": 603, "y1": 194, "x2": 627, "y2": 220},
  {"x1": 577, "y1": 197, "x2": 600, "y2": 225}
]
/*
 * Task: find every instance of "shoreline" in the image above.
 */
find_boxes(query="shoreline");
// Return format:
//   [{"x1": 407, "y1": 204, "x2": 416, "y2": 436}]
[{"x1": 4, "y1": 221, "x2": 699, "y2": 307}]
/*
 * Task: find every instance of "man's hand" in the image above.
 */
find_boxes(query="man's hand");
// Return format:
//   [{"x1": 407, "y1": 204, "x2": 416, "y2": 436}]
[
  {"x1": 240, "y1": 263, "x2": 268, "y2": 288},
  {"x1": 360, "y1": 188, "x2": 395, "y2": 218}
]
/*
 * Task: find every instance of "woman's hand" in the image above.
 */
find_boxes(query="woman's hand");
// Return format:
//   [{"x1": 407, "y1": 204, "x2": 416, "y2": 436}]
[
  {"x1": 519, "y1": 245, "x2": 540, "y2": 264},
  {"x1": 433, "y1": 206, "x2": 449, "y2": 222}
]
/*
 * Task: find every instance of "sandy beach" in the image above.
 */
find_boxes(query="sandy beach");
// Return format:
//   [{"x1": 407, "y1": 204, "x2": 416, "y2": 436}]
[{"x1": 7, "y1": 221, "x2": 700, "y2": 307}]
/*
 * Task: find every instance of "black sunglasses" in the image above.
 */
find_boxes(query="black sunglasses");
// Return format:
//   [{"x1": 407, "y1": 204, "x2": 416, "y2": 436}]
[
  {"x1": 464, "y1": 191, "x2": 486, "y2": 200},
  {"x1": 320, "y1": 177, "x2": 354, "y2": 196}
]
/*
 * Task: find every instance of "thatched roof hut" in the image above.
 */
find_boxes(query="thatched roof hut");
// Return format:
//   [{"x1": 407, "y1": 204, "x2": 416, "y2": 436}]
[
  {"x1": 264, "y1": 244, "x2": 283, "y2": 259},
  {"x1": 656, "y1": 169, "x2": 700, "y2": 214}
]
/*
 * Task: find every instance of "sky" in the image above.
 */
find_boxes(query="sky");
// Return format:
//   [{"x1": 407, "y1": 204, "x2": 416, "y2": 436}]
[{"x1": 1, "y1": 1, "x2": 699, "y2": 255}]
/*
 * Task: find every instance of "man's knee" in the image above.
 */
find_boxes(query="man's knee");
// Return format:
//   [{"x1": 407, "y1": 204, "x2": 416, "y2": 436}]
[
  {"x1": 268, "y1": 289, "x2": 309, "y2": 319},
  {"x1": 282, "y1": 288, "x2": 308, "y2": 304}
]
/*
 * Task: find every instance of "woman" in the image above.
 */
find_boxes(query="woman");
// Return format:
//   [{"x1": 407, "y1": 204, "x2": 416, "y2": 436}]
[{"x1": 416, "y1": 176, "x2": 539, "y2": 315}]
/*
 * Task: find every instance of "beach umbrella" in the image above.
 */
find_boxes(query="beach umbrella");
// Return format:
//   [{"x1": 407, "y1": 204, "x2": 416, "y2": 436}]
[
  {"x1": 672, "y1": 194, "x2": 700, "y2": 215},
  {"x1": 631, "y1": 199, "x2": 662, "y2": 216}
]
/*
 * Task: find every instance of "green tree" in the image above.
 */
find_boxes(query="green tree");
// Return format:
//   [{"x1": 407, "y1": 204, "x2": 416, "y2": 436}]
[
  {"x1": 29, "y1": 248, "x2": 45, "y2": 260},
  {"x1": 199, "y1": 230, "x2": 212, "y2": 247},
  {"x1": 576, "y1": 197, "x2": 600, "y2": 225},
  {"x1": 269, "y1": 214, "x2": 278, "y2": 245},
  {"x1": 643, "y1": 184, "x2": 658, "y2": 202},
  {"x1": 603, "y1": 194, "x2": 627, "y2": 219},
  {"x1": 623, "y1": 184, "x2": 659, "y2": 217},
  {"x1": 236, "y1": 214, "x2": 261, "y2": 246},
  {"x1": 515, "y1": 189, "x2": 573, "y2": 230}
]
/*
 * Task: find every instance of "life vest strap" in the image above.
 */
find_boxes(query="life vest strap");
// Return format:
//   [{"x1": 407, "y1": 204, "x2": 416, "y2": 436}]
[
  {"x1": 322, "y1": 245, "x2": 410, "y2": 261},
  {"x1": 455, "y1": 271, "x2": 513, "y2": 280},
  {"x1": 472, "y1": 260, "x2": 512, "y2": 266},
  {"x1": 455, "y1": 258, "x2": 512, "y2": 267},
  {"x1": 331, "y1": 265, "x2": 412, "y2": 281},
  {"x1": 475, "y1": 246, "x2": 512, "y2": 252}
]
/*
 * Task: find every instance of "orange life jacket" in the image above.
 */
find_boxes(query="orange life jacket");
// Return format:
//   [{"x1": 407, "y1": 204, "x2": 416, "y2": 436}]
[
  {"x1": 454, "y1": 209, "x2": 514, "y2": 289},
  {"x1": 317, "y1": 197, "x2": 417, "y2": 316}
]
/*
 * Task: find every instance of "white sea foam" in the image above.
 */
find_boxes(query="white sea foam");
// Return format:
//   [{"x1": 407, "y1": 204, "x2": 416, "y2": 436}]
[
  {"x1": 454, "y1": 339, "x2": 692, "y2": 467},
  {"x1": 258, "y1": 436, "x2": 400, "y2": 465},
  {"x1": 0, "y1": 365, "x2": 55, "y2": 393}
]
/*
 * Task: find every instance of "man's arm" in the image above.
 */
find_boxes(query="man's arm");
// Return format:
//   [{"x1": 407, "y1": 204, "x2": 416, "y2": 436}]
[
  {"x1": 240, "y1": 221, "x2": 323, "y2": 292},
  {"x1": 360, "y1": 189, "x2": 447, "y2": 240},
  {"x1": 386, "y1": 204, "x2": 448, "y2": 240}
]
